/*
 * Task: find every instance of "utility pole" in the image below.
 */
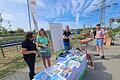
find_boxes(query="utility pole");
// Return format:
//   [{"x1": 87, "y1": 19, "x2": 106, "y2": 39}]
[
  {"x1": 27, "y1": 0, "x2": 32, "y2": 31},
  {"x1": 100, "y1": 0, "x2": 106, "y2": 28},
  {"x1": 93, "y1": 0, "x2": 118, "y2": 29}
]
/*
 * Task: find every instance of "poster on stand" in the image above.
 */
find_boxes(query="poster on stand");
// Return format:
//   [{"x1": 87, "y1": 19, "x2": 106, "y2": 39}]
[{"x1": 49, "y1": 23, "x2": 64, "y2": 52}]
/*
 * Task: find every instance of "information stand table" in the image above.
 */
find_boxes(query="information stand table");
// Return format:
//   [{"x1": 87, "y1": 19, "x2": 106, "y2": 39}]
[{"x1": 33, "y1": 49, "x2": 87, "y2": 80}]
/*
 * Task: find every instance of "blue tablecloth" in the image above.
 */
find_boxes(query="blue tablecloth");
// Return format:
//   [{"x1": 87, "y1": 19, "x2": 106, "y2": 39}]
[{"x1": 33, "y1": 50, "x2": 87, "y2": 80}]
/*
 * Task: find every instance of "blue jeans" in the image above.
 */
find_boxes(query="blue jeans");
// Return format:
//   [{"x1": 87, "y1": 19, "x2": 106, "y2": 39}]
[{"x1": 63, "y1": 41, "x2": 70, "y2": 51}]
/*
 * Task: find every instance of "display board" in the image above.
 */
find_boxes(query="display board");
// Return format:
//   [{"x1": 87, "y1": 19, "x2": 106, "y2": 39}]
[
  {"x1": 33, "y1": 49, "x2": 87, "y2": 80},
  {"x1": 49, "y1": 23, "x2": 64, "y2": 51}
]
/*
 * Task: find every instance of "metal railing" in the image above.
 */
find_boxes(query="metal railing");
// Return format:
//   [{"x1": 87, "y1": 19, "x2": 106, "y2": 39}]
[{"x1": 0, "y1": 39, "x2": 24, "y2": 58}]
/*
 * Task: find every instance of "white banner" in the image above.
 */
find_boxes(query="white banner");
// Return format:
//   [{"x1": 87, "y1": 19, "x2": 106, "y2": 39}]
[
  {"x1": 29, "y1": 0, "x2": 38, "y2": 31},
  {"x1": 49, "y1": 23, "x2": 64, "y2": 52}
]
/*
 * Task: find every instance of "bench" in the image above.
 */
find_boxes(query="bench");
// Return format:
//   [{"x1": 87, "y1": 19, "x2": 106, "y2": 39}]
[{"x1": 0, "y1": 40, "x2": 24, "y2": 58}]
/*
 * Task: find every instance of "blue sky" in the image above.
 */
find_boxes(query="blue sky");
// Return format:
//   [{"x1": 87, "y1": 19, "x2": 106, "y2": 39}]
[{"x1": 0, "y1": 0, "x2": 120, "y2": 31}]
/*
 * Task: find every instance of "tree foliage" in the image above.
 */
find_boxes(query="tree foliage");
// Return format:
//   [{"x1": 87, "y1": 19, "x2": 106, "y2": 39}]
[{"x1": 15, "y1": 28, "x2": 24, "y2": 33}]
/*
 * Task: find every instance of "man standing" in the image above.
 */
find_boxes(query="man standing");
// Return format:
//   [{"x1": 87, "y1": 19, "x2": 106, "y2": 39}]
[
  {"x1": 63, "y1": 25, "x2": 71, "y2": 52},
  {"x1": 95, "y1": 24, "x2": 105, "y2": 59}
]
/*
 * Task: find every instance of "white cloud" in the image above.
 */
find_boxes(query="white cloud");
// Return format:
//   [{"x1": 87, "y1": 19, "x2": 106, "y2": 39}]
[
  {"x1": 7, "y1": 0, "x2": 27, "y2": 4},
  {"x1": 83, "y1": 0, "x2": 116, "y2": 16},
  {"x1": 36, "y1": 0, "x2": 72, "y2": 21},
  {"x1": 83, "y1": 0, "x2": 101, "y2": 15},
  {"x1": 0, "y1": 0, "x2": 119, "y2": 30},
  {"x1": 2, "y1": 13, "x2": 15, "y2": 21},
  {"x1": 37, "y1": 0, "x2": 45, "y2": 7}
]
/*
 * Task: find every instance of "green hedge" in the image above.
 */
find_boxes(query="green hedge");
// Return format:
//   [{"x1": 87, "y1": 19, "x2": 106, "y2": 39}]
[
  {"x1": 0, "y1": 33, "x2": 25, "y2": 37},
  {"x1": 0, "y1": 36, "x2": 25, "y2": 42}
]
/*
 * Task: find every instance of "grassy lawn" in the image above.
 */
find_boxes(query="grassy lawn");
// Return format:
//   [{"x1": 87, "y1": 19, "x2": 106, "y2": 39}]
[
  {"x1": 0, "y1": 46, "x2": 27, "y2": 79},
  {"x1": 0, "y1": 38, "x2": 76, "y2": 79},
  {"x1": 0, "y1": 46, "x2": 64, "y2": 79}
]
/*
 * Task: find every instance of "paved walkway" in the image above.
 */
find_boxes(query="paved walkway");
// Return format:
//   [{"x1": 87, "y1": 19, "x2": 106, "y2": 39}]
[
  {"x1": 83, "y1": 39, "x2": 120, "y2": 80},
  {"x1": 2, "y1": 39, "x2": 120, "y2": 80}
]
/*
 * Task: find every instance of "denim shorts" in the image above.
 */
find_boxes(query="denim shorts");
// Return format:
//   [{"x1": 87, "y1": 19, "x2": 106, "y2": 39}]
[
  {"x1": 96, "y1": 38, "x2": 103, "y2": 46},
  {"x1": 38, "y1": 47, "x2": 51, "y2": 59}
]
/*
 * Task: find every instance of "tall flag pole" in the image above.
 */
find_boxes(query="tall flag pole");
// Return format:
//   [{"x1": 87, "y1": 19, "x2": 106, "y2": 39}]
[
  {"x1": 27, "y1": 0, "x2": 32, "y2": 31},
  {"x1": 29, "y1": 0, "x2": 38, "y2": 32}
]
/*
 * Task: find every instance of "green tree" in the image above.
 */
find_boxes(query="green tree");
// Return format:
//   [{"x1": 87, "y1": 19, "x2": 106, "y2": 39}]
[
  {"x1": 15, "y1": 28, "x2": 24, "y2": 33},
  {"x1": 8, "y1": 30, "x2": 15, "y2": 34},
  {"x1": 0, "y1": 26, "x2": 8, "y2": 34}
]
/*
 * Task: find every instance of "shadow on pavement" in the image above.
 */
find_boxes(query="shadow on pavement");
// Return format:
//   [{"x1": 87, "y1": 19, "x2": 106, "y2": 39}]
[
  {"x1": 94, "y1": 62, "x2": 106, "y2": 71},
  {"x1": 83, "y1": 62, "x2": 112, "y2": 80},
  {"x1": 111, "y1": 43, "x2": 120, "y2": 46},
  {"x1": 105, "y1": 54, "x2": 120, "y2": 60}
]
